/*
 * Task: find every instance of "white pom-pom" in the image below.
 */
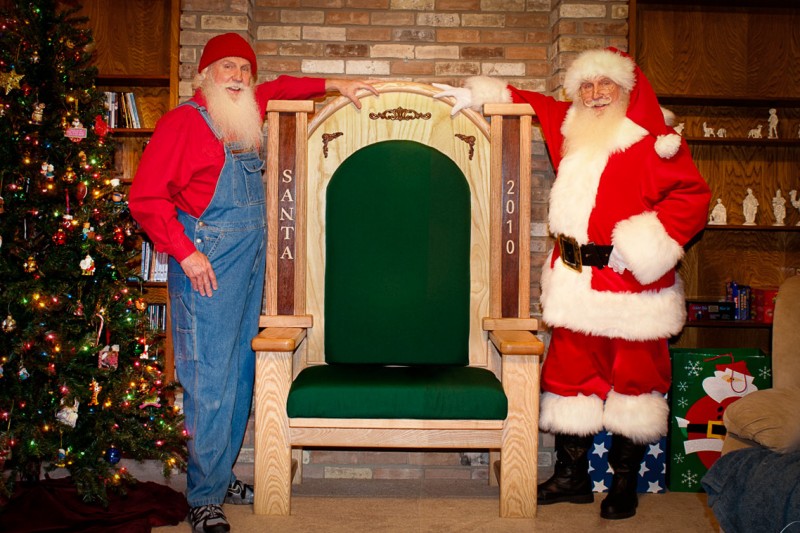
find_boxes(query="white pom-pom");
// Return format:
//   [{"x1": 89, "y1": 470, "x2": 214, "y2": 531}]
[{"x1": 655, "y1": 133, "x2": 681, "y2": 159}]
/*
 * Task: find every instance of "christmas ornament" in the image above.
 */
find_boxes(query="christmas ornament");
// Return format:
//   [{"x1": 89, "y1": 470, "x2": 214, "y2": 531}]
[
  {"x1": 94, "y1": 114, "x2": 109, "y2": 138},
  {"x1": 0, "y1": 68, "x2": 24, "y2": 95},
  {"x1": 104, "y1": 446, "x2": 121, "y2": 464},
  {"x1": 65, "y1": 117, "x2": 87, "y2": 142},
  {"x1": 113, "y1": 226, "x2": 124, "y2": 244},
  {"x1": 76, "y1": 182, "x2": 88, "y2": 204},
  {"x1": 80, "y1": 254, "x2": 95, "y2": 275},
  {"x1": 31, "y1": 51, "x2": 40, "y2": 64},
  {"x1": 89, "y1": 379, "x2": 101, "y2": 405},
  {"x1": 139, "y1": 394, "x2": 161, "y2": 409},
  {"x1": 2, "y1": 315, "x2": 16, "y2": 332},
  {"x1": 18, "y1": 365, "x2": 29, "y2": 380},
  {"x1": 23, "y1": 256, "x2": 37, "y2": 273},
  {"x1": 81, "y1": 222, "x2": 94, "y2": 240},
  {"x1": 98, "y1": 344, "x2": 119, "y2": 370},
  {"x1": 73, "y1": 302, "x2": 84, "y2": 316},
  {"x1": 53, "y1": 228, "x2": 67, "y2": 245},
  {"x1": 135, "y1": 298, "x2": 147, "y2": 312},
  {"x1": 31, "y1": 102, "x2": 45, "y2": 124},
  {"x1": 55, "y1": 399, "x2": 79, "y2": 428},
  {"x1": 62, "y1": 167, "x2": 76, "y2": 183}
]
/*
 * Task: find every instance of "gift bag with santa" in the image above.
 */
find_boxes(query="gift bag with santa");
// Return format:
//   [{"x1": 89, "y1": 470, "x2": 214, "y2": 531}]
[{"x1": 668, "y1": 348, "x2": 771, "y2": 492}]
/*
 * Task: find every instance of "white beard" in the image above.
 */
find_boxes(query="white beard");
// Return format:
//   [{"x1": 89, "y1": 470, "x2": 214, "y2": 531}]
[
  {"x1": 202, "y1": 77, "x2": 263, "y2": 150},
  {"x1": 561, "y1": 95, "x2": 630, "y2": 157}
]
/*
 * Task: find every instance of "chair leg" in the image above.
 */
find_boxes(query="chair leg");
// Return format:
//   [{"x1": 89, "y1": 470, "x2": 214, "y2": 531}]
[
  {"x1": 254, "y1": 350, "x2": 293, "y2": 515},
  {"x1": 499, "y1": 353, "x2": 539, "y2": 518}
]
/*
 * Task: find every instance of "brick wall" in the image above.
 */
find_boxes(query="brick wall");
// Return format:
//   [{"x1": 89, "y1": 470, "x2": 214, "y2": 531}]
[{"x1": 178, "y1": 0, "x2": 629, "y2": 481}]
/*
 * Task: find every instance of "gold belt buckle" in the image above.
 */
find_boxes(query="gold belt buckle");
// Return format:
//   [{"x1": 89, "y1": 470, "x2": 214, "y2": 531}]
[
  {"x1": 707, "y1": 420, "x2": 725, "y2": 440},
  {"x1": 558, "y1": 235, "x2": 582, "y2": 273}
]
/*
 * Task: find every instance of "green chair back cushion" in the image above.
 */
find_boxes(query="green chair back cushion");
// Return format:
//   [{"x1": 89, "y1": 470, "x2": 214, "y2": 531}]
[
  {"x1": 287, "y1": 364, "x2": 507, "y2": 420},
  {"x1": 325, "y1": 140, "x2": 471, "y2": 366}
]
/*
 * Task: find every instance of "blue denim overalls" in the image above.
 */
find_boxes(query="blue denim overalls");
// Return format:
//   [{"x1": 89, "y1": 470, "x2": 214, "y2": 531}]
[{"x1": 169, "y1": 101, "x2": 266, "y2": 507}]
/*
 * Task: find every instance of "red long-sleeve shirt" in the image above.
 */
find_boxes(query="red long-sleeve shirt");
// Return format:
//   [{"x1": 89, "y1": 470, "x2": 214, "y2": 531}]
[{"x1": 128, "y1": 75, "x2": 326, "y2": 262}]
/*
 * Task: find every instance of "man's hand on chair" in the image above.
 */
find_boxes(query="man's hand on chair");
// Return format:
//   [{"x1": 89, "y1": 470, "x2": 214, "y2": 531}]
[{"x1": 432, "y1": 83, "x2": 473, "y2": 116}]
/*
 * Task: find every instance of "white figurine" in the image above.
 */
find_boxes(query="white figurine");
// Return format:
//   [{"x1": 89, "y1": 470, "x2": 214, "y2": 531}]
[
  {"x1": 747, "y1": 125, "x2": 763, "y2": 138},
  {"x1": 743, "y1": 188, "x2": 759, "y2": 225},
  {"x1": 716, "y1": 128, "x2": 727, "y2": 137},
  {"x1": 768, "y1": 108, "x2": 779, "y2": 139},
  {"x1": 708, "y1": 198, "x2": 727, "y2": 225},
  {"x1": 772, "y1": 189, "x2": 786, "y2": 226},
  {"x1": 702, "y1": 122, "x2": 716, "y2": 137},
  {"x1": 674, "y1": 122, "x2": 685, "y2": 136},
  {"x1": 790, "y1": 189, "x2": 800, "y2": 226}
]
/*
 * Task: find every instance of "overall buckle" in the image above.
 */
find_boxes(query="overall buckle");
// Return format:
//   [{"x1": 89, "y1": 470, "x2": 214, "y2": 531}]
[{"x1": 558, "y1": 235, "x2": 582, "y2": 273}]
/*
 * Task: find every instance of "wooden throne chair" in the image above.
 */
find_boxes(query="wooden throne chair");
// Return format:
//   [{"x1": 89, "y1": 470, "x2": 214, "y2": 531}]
[{"x1": 252, "y1": 81, "x2": 544, "y2": 518}]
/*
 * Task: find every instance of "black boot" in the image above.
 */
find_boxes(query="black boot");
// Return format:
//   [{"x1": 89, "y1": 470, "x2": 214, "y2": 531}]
[
  {"x1": 537, "y1": 433, "x2": 594, "y2": 505},
  {"x1": 600, "y1": 434, "x2": 647, "y2": 520}
]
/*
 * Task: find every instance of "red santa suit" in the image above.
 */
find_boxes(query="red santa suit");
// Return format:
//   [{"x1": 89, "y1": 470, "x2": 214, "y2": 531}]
[{"x1": 463, "y1": 48, "x2": 711, "y2": 443}]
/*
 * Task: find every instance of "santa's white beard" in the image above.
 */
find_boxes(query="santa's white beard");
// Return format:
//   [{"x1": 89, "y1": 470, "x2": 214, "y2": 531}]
[
  {"x1": 202, "y1": 77, "x2": 263, "y2": 150},
  {"x1": 562, "y1": 95, "x2": 630, "y2": 156}
]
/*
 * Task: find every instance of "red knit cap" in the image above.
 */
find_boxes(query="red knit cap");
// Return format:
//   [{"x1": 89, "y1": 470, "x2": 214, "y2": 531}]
[{"x1": 197, "y1": 32, "x2": 257, "y2": 73}]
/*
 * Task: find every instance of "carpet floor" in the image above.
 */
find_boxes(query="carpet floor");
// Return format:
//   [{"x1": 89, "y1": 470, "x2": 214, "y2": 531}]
[{"x1": 153, "y1": 478, "x2": 721, "y2": 533}]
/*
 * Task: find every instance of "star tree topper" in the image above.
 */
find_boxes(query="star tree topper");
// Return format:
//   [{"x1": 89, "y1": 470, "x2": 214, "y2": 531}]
[{"x1": 0, "y1": 68, "x2": 24, "y2": 95}]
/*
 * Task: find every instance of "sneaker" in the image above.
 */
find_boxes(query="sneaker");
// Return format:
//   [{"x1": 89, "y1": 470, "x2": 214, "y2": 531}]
[
  {"x1": 224, "y1": 479, "x2": 254, "y2": 505},
  {"x1": 188, "y1": 504, "x2": 230, "y2": 533}
]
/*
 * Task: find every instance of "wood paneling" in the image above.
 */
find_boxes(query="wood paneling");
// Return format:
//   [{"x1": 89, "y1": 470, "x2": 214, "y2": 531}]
[{"x1": 631, "y1": 0, "x2": 800, "y2": 352}]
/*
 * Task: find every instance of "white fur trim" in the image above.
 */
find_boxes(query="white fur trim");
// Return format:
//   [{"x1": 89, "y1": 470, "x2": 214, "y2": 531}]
[
  {"x1": 464, "y1": 76, "x2": 512, "y2": 110},
  {"x1": 541, "y1": 251, "x2": 687, "y2": 340},
  {"x1": 655, "y1": 133, "x2": 681, "y2": 159},
  {"x1": 550, "y1": 114, "x2": 647, "y2": 240},
  {"x1": 661, "y1": 107, "x2": 676, "y2": 126},
  {"x1": 603, "y1": 391, "x2": 669, "y2": 444},
  {"x1": 564, "y1": 49, "x2": 635, "y2": 100},
  {"x1": 612, "y1": 212, "x2": 684, "y2": 285},
  {"x1": 539, "y1": 392, "x2": 604, "y2": 436}
]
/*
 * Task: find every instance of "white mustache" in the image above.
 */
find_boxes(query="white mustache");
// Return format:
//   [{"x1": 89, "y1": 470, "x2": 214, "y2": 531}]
[
  {"x1": 584, "y1": 96, "x2": 612, "y2": 108},
  {"x1": 223, "y1": 83, "x2": 246, "y2": 91}
]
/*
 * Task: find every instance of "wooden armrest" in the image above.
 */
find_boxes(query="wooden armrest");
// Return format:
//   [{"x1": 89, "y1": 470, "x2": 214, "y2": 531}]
[
  {"x1": 482, "y1": 317, "x2": 538, "y2": 331},
  {"x1": 258, "y1": 314, "x2": 313, "y2": 328},
  {"x1": 489, "y1": 330, "x2": 544, "y2": 356},
  {"x1": 252, "y1": 327, "x2": 307, "y2": 352}
]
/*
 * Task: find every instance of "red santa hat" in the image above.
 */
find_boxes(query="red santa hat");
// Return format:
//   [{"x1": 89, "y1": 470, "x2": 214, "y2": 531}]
[
  {"x1": 715, "y1": 359, "x2": 752, "y2": 378},
  {"x1": 563, "y1": 47, "x2": 682, "y2": 159},
  {"x1": 198, "y1": 32, "x2": 257, "y2": 73}
]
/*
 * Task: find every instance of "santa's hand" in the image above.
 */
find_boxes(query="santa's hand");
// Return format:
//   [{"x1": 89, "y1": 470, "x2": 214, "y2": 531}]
[
  {"x1": 608, "y1": 247, "x2": 628, "y2": 275},
  {"x1": 432, "y1": 83, "x2": 473, "y2": 116}
]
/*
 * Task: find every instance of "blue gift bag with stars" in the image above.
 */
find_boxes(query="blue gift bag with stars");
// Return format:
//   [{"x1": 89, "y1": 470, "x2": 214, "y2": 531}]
[
  {"x1": 668, "y1": 348, "x2": 771, "y2": 492},
  {"x1": 589, "y1": 430, "x2": 667, "y2": 494}
]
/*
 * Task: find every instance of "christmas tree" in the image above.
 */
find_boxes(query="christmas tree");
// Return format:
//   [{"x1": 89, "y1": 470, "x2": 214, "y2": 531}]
[{"x1": 0, "y1": 1, "x2": 186, "y2": 504}]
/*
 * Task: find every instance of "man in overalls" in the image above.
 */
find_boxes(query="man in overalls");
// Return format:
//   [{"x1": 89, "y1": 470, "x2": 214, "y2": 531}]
[{"x1": 129, "y1": 33, "x2": 376, "y2": 533}]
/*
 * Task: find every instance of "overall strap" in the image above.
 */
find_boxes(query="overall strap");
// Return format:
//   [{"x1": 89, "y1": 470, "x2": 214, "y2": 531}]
[{"x1": 179, "y1": 100, "x2": 222, "y2": 140}]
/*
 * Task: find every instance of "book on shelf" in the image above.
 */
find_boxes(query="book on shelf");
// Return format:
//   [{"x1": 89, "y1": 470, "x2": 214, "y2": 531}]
[
  {"x1": 147, "y1": 303, "x2": 167, "y2": 332},
  {"x1": 103, "y1": 91, "x2": 141, "y2": 129},
  {"x1": 140, "y1": 240, "x2": 168, "y2": 282}
]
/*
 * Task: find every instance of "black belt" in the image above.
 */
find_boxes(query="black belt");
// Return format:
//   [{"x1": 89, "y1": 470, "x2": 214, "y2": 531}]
[
  {"x1": 686, "y1": 421, "x2": 727, "y2": 439},
  {"x1": 557, "y1": 235, "x2": 613, "y2": 273}
]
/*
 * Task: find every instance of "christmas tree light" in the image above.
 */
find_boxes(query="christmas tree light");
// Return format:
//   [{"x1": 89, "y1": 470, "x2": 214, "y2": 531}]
[{"x1": 0, "y1": 1, "x2": 187, "y2": 505}]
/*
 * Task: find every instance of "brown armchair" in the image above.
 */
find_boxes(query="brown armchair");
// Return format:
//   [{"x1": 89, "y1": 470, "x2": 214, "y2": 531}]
[{"x1": 720, "y1": 275, "x2": 800, "y2": 455}]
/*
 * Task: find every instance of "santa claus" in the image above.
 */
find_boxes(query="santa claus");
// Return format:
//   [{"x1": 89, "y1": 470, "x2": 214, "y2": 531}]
[{"x1": 435, "y1": 47, "x2": 711, "y2": 520}]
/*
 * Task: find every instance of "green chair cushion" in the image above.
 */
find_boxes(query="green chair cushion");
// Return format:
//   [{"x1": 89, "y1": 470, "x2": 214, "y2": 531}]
[
  {"x1": 287, "y1": 364, "x2": 508, "y2": 420},
  {"x1": 325, "y1": 140, "x2": 471, "y2": 366}
]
